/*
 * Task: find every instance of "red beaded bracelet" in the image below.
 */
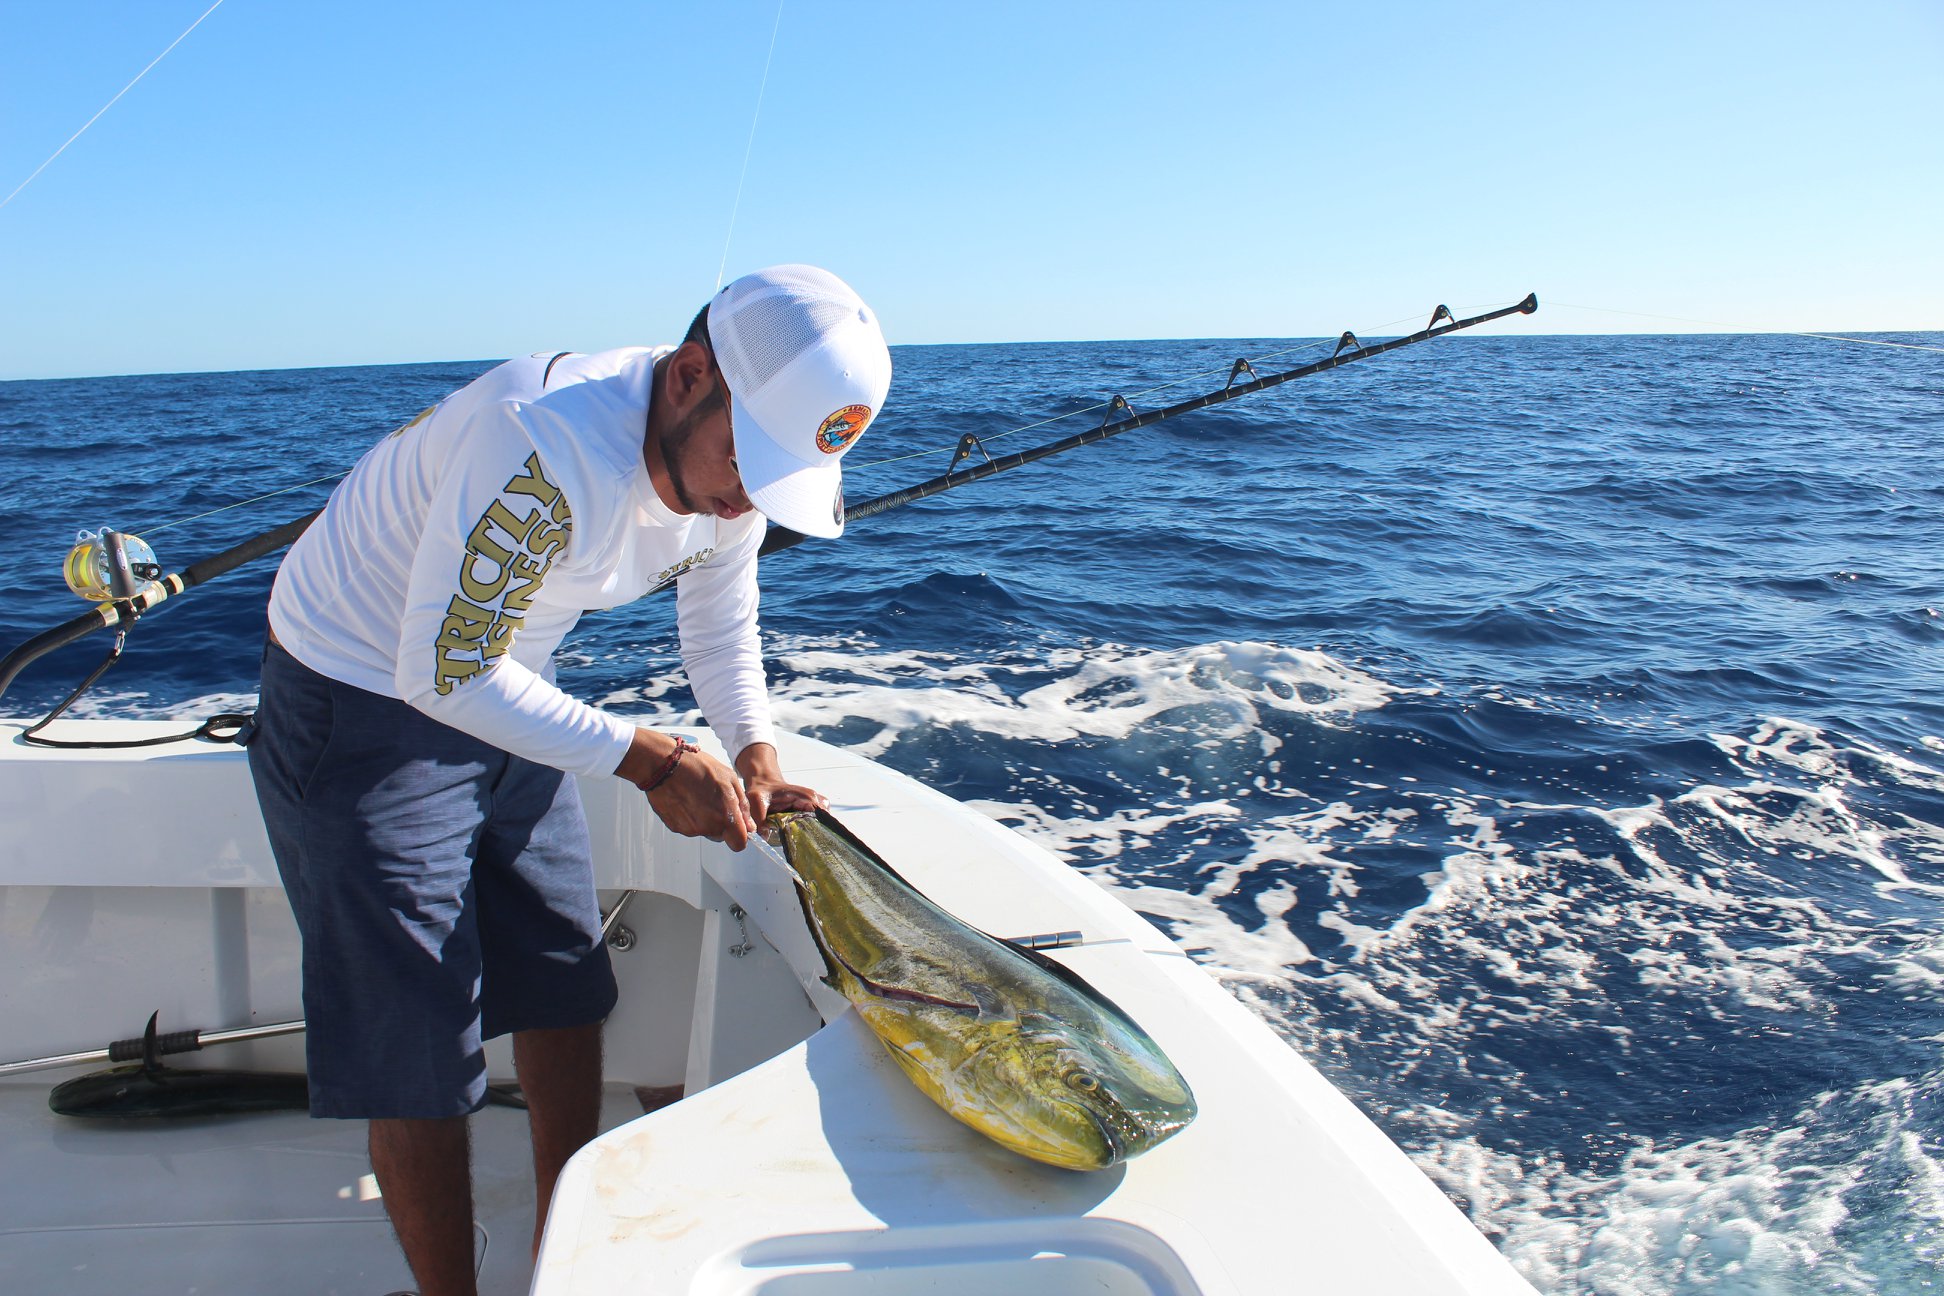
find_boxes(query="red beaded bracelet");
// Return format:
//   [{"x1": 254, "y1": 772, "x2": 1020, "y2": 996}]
[{"x1": 641, "y1": 736, "x2": 697, "y2": 792}]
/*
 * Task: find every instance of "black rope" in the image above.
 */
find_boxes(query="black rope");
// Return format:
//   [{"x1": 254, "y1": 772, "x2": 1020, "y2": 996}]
[
  {"x1": 20, "y1": 706, "x2": 254, "y2": 751},
  {"x1": 17, "y1": 611, "x2": 133, "y2": 747},
  {"x1": 16, "y1": 604, "x2": 253, "y2": 750}
]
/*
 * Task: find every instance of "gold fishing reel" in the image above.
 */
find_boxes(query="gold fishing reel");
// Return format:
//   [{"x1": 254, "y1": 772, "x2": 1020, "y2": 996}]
[{"x1": 63, "y1": 528, "x2": 163, "y2": 603}]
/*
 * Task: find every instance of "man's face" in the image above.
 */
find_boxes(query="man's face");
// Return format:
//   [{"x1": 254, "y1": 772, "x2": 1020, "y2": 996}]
[{"x1": 664, "y1": 363, "x2": 755, "y2": 522}]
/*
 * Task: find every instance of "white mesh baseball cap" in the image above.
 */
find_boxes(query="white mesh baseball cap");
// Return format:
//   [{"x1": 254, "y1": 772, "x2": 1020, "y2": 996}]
[{"x1": 708, "y1": 265, "x2": 891, "y2": 538}]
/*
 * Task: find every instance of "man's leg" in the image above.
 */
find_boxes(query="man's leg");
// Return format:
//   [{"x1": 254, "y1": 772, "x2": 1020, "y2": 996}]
[
  {"x1": 475, "y1": 758, "x2": 616, "y2": 1258},
  {"x1": 515, "y1": 1021, "x2": 605, "y2": 1258},
  {"x1": 369, "y1": 1116, "x2": 477, "y2": 1296},
  {"x1": 249, "y1": 646, "x2": 504, "y2": 1290}
]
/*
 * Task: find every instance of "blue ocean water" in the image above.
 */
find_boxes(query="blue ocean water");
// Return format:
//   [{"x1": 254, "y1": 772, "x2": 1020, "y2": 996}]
[{"x1": 4, "y1": 329, "x2": 1942, "y2": 1292}]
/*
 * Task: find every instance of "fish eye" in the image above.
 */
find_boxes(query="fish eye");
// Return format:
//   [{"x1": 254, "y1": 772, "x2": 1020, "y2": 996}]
[{"x1": 1066, "y1": 1070, "x2": 1100, "y2": 1093}]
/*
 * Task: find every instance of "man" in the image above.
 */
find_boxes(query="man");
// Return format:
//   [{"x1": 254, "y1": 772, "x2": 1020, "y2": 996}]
[{"x1": 246, "y1": 265, "x2": 891, "y2": 1296}]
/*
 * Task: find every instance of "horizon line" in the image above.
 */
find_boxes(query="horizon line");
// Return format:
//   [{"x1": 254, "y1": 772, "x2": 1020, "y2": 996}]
[{"x1": 5, "y1": 325, "x2": 1940, "y2": 385}]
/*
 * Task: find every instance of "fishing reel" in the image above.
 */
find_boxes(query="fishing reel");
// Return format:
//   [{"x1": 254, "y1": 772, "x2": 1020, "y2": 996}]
[
  {"x1": 24, "y1": 527, "x2": 247, "y2": 750},
  {"x1": 63, "y1": 528, "x2": 163, "y2": 604}
]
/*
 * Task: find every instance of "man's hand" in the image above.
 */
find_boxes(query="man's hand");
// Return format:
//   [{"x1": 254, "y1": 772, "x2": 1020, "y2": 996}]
[
  {"x1": 735, "y1": 742, "x2": 828, "y2": 827},
  {"x1": 615, "y1": 729, "x2": 757, "y2": 851}
]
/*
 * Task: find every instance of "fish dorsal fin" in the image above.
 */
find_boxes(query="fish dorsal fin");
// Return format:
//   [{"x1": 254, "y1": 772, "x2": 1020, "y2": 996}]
[
  {"x1": 809, "y1": 809, "x2": 1143, "y2": 1024},
  {"x1": 799, "y1": 809, "x2": 1148, "y2": 1029}
]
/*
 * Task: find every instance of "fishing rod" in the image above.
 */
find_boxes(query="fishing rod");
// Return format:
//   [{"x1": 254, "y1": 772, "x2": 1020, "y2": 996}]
[
  {"x1": 759, "y1": 293, "x2": 1539, "y2": 557},
  {"x1": 0, "y1": 293, "x2": 1536, "y2": 706}
]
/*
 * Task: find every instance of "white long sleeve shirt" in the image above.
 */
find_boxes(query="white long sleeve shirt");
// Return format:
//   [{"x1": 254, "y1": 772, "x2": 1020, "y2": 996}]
[{"x1": 267, "y1": 346, "x2": 774, "y2": 778}]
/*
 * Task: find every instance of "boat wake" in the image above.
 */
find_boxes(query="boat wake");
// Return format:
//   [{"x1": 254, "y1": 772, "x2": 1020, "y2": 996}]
[{"x1": 609, "y1": 631, "x2": 1944, "y2": 1296}]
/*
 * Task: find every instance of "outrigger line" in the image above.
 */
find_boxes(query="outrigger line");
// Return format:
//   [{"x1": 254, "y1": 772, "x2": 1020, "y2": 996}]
[{"x1": 0, "y1": 294, "x2": 1536, "y2": 708}]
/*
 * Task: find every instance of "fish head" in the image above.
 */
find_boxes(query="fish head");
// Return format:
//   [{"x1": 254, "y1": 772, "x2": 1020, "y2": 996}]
[{"x1": 960, "y1": 1005, "x2": 1198, "y2": 1171}]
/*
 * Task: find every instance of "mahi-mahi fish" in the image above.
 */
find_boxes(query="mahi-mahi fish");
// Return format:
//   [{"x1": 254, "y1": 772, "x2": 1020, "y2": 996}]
[{"x1": 764, "y1": 809, "x2": 1197, "y2": 1170}]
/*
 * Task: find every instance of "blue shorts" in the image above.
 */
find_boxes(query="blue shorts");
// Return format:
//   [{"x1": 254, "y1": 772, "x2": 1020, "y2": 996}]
[{"x1": 246, "y1": 642, "x2": 617, "y2": 1119}]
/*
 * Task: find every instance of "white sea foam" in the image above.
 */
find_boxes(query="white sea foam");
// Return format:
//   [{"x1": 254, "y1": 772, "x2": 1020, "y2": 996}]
[
  {"x1": 1687, "y1": 717, "x2": 1944, "y2": 894},
  {"x1": 760, "y1": 638, "x2": 1415, "y2": 758},
  {"x1": 962, "y1": 703, "x2": 1927, "y2": 1038},
  {"x1": 1416, "y1": 1074, "x2": 1944, "y2": 1295},
  {"x1": 1713, "y1": 717, "x2": 1944, "y2": 795},
  {"x1": 1881, "y1": 932, "x2": 1944, "y2": 998},
  {"x1": 585, "y1": 638, "x2": 1408, "y2": 760},
  {"x1": 1676, "y1": 779, "x2": 1937, "y2": 892}
]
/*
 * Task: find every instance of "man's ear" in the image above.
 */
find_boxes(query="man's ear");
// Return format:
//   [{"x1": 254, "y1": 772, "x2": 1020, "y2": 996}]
[{"x1": 666, "y1": 340, "x2": 714, "y2": 408}]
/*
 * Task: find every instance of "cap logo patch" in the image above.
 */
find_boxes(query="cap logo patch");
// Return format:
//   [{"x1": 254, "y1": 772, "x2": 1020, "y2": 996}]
[{"x1": 816, "y1": 405, "x2": 872, "y2": 454}]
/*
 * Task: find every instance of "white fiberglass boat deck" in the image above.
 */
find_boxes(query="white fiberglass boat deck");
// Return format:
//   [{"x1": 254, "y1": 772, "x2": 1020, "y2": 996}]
[{"x1": 0, "y1": 719, "x2": 1536, "y2": 1295}]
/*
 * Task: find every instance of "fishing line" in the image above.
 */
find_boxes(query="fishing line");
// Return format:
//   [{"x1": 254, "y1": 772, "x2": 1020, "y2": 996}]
[
  {"x1": 0, "y1": 0, "x2": 228, "y2": 214},
  {"x1": 1550, "y1": 302, "x2": 1944, "y2": 353},
  {"x1": 141, "y1": 470, "x2": 349, "y2": 535},
  {"x1": 715, "y1": 0, "x2": 786, "y2": 292}
]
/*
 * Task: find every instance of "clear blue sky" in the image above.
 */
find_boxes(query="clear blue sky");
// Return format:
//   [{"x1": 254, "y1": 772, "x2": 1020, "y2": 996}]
[{"x1": 2, "y1": 1, "x2": 1938, "y2": 379}]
